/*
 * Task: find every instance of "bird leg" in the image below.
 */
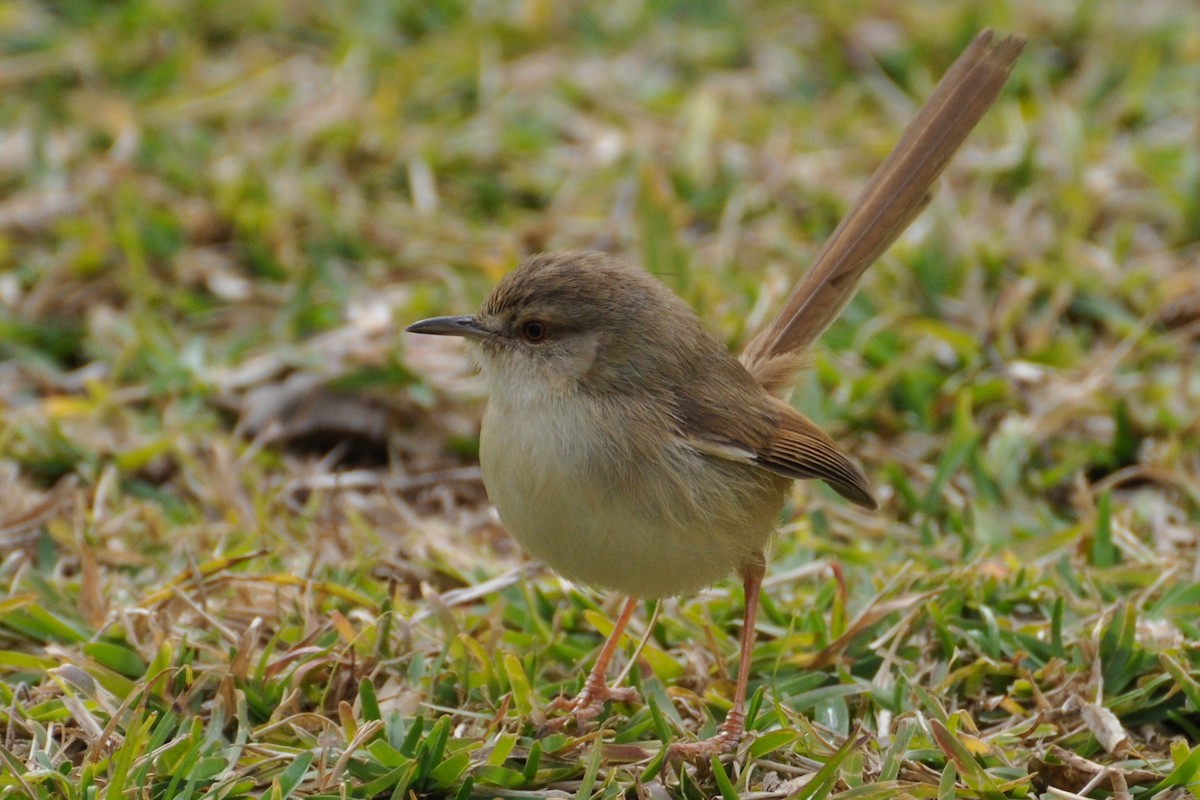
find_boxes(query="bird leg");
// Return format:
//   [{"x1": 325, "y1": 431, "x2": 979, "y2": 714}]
[
  {"x1": 544, "y1": 596, "x2": 641, "y2": 728},
  {"x1": 670, "y1": 557, "x2": 764, "y2": 761}
]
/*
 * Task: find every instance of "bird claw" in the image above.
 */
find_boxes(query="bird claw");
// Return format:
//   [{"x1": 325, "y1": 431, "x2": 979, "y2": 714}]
[
  {"x1": 667, "y1": 732, "x2": 738, "y2": 762},
  {"x1": 541, "y1": 684, "x2": 640, "y2": 732},
  {"x1": 667, "y1": 712, "x2": 745, "y2": 762}
]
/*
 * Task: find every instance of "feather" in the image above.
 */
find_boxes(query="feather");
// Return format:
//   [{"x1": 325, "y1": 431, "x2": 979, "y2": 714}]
[{"x1": 743, "y1": 30, "x2": 1025, "y2": 393}]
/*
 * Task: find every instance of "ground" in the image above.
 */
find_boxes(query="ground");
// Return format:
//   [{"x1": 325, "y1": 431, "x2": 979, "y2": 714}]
[{"x1": 1, "y1": 1, "x2": 1199, "y2": 798}]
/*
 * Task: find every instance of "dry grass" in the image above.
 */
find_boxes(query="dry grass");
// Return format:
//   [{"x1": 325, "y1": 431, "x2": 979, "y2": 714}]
[{"x1": 1, "y1": 1, "x2": 1199, "y2": 797}]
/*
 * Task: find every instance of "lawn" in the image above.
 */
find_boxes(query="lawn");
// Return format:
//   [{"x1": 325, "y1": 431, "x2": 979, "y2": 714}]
[{"x1": 1, "y1": 1, "x2": 1199, "y2": 798}]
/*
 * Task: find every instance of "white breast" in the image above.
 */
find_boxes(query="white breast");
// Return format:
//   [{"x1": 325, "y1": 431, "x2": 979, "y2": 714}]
[{"x1": 478, "y1": 382, "x2": 784, "y2": 598}]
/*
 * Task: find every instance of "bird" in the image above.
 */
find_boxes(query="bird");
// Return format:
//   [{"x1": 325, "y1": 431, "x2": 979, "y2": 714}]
[{"x1": 407, "y1": 30, "x2": 1024, "y2": 759}]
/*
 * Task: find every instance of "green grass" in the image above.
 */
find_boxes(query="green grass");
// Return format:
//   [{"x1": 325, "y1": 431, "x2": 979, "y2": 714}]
[{"x1": 2, "y1": 0, "x2": 1200, "y2": 797}]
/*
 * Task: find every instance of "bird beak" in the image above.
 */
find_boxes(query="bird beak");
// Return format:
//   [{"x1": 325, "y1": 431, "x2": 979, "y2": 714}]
[{"x1": 405, "y1": 315, "x2": 492, "y2": 340}]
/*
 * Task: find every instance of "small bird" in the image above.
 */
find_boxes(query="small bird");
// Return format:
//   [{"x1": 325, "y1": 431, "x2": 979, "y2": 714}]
[{"x1": 408, "y1": 30, "x2": 1024, "y2": 758}]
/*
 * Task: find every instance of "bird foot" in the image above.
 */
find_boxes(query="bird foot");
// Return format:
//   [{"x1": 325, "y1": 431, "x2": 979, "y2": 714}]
[
  {"x1": 542, "y1": 683, "x2": 640, "y2": 731},
  {"x1": 667, "y1": 713, "x2": 745, "y2": 762}
]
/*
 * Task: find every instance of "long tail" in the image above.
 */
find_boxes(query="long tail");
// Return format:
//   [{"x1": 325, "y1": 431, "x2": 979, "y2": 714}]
[{"x1": 742, "y1": 30, "x2": 1024, "y2": 393}]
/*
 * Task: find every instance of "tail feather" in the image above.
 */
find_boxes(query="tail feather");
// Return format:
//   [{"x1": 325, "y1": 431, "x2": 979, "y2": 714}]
[{"x1": 742, "y1": 30, "x2": 1024, "y2": 393}]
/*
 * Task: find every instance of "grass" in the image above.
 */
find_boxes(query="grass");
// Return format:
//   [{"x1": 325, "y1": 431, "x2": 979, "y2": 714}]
[{"x1": 2, "y1": 0, "x2": 1199, "y2": 797}]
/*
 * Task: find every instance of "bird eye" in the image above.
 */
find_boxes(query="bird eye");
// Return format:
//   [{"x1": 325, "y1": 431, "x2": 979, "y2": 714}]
[{"x1": 520, "y1": 319, "x2": 550, "y2": 343}]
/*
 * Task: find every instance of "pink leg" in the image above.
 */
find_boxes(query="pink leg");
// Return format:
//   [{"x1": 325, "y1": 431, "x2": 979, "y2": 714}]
[
  {"x1": 545, "y1": 596, "x2": 641, "y2": 727},
  {"x1": 670, "y1": 557, "x2": 764, "y2": 760}
]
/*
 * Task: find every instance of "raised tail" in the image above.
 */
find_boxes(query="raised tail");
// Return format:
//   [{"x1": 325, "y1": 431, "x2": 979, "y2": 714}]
[{"x1": 742, "y1": 30, "x2": 1024, "y2": 393}]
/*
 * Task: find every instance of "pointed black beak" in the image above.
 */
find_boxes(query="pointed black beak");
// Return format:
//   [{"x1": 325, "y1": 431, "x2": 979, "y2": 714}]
[{"x1": 406, "y1": 315, "x2": 492, "y2": 340}]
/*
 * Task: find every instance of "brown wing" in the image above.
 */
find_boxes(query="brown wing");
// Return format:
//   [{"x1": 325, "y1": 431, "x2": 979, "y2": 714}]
[
  {"x1": 678, "y1": 378, "x2": 876, "y2": 510},
  {"x1": 753, "y1": 402, "x2": 876, "y2": 509}
]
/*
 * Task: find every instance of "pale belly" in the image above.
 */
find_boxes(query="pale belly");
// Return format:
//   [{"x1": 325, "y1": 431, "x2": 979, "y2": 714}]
[{"x1": 479, "y1": 397, "x2": 788, "y2": 598}]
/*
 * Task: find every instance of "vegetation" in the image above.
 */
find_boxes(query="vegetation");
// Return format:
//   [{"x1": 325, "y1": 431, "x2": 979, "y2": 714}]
[{"x1": 1, "y1": 0, "x2": 1198, "y2": 797}]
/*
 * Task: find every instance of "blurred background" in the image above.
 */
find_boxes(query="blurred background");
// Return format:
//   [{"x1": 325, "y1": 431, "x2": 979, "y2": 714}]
[{"x1": 1, "y1": 0, "x2": 1198, "y2": 795}]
